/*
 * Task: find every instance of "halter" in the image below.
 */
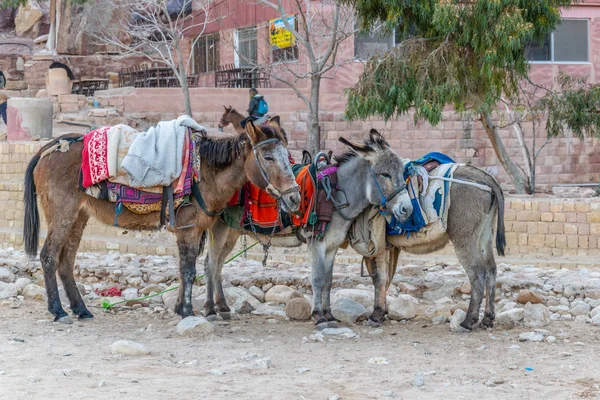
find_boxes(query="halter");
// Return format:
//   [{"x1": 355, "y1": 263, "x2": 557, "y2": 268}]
[
  {"x1": 252, "y1": 137, "x2": 299, "y2": 199},
  {"x1": 369, "y1": 165, "x2": 406, "y2": 215}
]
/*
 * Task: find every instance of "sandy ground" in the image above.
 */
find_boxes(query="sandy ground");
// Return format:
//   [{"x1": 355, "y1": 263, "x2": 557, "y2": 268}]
[{"x1": 1, "y1": 302, "x2": 600, "y2": 400}]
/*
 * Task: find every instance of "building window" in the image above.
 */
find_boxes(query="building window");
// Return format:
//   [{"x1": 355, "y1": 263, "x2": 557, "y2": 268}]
[
  {"x1": 193, "y1": 34, "x2": 219, "y2": 74},
  {"x1": 526, "y1": 19, "x2": 589, "y2": 63},
  {"x1": 354, "y1": 25, "x2": 395, "y2": 60},
  {"x1": 235, "y1": 26, "x2": 257, "y2": 67},
  {"x1": 272, "y1": 45, "x2": 298, "y2": 63}
]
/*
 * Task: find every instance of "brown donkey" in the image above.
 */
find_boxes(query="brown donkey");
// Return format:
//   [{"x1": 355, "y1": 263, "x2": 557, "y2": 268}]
[
  {"x1": 218, "y1": 105, "x2": 247, "y2": 134},
  {"x1": 23, "y1": 119, "x2": 300, "y2": 323}
]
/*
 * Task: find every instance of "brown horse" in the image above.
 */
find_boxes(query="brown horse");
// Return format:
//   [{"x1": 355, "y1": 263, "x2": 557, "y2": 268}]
[
  {"x1": 23, "y1": 118, "x2": 300, "y2": 323},
  {"x1": 218, "y1": 105, "x2": 246, "y2": 134}
]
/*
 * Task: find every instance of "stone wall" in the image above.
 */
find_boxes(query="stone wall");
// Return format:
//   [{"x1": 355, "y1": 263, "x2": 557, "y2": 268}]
[{"x1": 1, "y1": 141, "x2": 599, "y2": 268}]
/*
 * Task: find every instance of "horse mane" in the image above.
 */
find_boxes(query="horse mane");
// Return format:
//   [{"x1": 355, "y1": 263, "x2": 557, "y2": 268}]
[
  {"x1": 334, "y1": 134, "x2": 390, "y2": 165},
  {"x1": 197, "y1": 125, "x2": 281, "y2": 168}
]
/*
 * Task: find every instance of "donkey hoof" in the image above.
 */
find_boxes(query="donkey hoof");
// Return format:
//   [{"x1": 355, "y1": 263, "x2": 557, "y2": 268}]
[
  {"x1": 219, "y1": 312, "x2": 232, "y2": 321},
  {"x1": 55, "y1": 315, "x2": 74, "y2": 325},
  {"x1": 457, "y1": 322, "x2": 473, "y2": 333},
  {"x1": 481, "y1": 317, "x2": 494, "y2": 329},
  {"x1": 77, "y1": 310, "x2": 94, "y2": 320},
  {"x1": 367, "y1": 319, "x2": 381, "y2": 328}
]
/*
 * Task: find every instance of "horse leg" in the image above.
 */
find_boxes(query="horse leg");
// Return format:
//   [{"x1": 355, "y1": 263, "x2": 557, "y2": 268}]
[
  {"x1": 214, "y1": 229, "x2": 240, "y2": 314},
  {"x1": 481, "y1": 244, "x2": 497, "y2": 329},
  {"x1": 40, "y1": 221, "x2": 74, "y2": 322},
  {"x1": 175, "y1": 227, "x2": 204, "y2": 318},
  {"x1": 57, "y1": 211, "x2": 92, "y2": 319},
  {"x1": 367, "y1": 252, "x2": 390, "y2": 325}
]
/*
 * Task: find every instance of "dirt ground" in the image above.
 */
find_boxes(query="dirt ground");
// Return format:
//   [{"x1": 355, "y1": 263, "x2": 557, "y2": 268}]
[{"x1": 1, "y1": 302, "x2": 600, "y2": 400}]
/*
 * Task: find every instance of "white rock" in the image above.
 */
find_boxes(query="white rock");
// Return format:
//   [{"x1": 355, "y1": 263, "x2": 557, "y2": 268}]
[
  {"x1": 367, "y1": 357, "x2": 390, "y2": 365},
  {"x1": 546, "y1": 336, "x2": 557, "y2": 343},
  {"x1": 110, "y1": 340, "x2": 150, "y2": 356},
  {"x1": 331, "y1": 298, "x2": 367, "y2": 324},
  {"x1": 0, "y1": 267, "x2": 15, "y2": 283},
  {"x1": 412, "y1": 373, "x2": 425, "y2": 387},
  {"x1": 332, "y1": 289, "x2": 373, "y2": 309},
  {"x1": 249, "y1": 286, "x2": 265, "y2": 302},
  {"x1": 247, "y1": 358, "x2": 272, "y2": 369},
  {"x1": 519, "y1": 332, "x2": 545, "y2": 342},
  {"x1": 21, "y1": 284, "x2": 46, "y2": 301},
  {"x1": 388, "y1": 295, "x2": 418, "y2": 321},
  {"x1": 162, "y1": 289, "x2": 178, "y2": 311},
  {"x1": 495, "y1": 308, "x2": 524, "y2": 328},
  {"x1": 208, "y1": 369, "x2": 225, "y2": 376},
  {"x1": 321, "y1": 327, "x2": 356, "y2": 337},
  {"x1": 0, "y1": 282, "x2": 18, "y2": 299},
  {"x1": 264, "y1": 285, "x2": 302, "y2": 304},
  {"x1": 524, "y1": 303, "x2": 551, "y2": 328},
  {"x1": 297, "y1": 367, "x2": 310, "y2": 374},
  {"x1": 15, "y1": 278, "x2": 31, "y2": 293},
  {"x1": 225, "y1": 286, "x2": 262, "y2": 311},
  {"x1": 176, "y1": 316, "x2": 214, "y2": 336},
  {"x1": 449, "y1": 309, "x2": 467, "y2": 332},
  {"x1": 570, "y1": 301, "x2": 591, "y2": 317},
  {"x1": 122, "y1": 288, "x2": 139, "y2": 300},
  {"x1": 262, "y1": 283, "x2": 273, "y2": 292},
  {"x1": 501, "y1": 301, "x2": 519, "y2": 312},
  {"x1": 592, "y1": 313, "x2": 600, "y2": 326}
]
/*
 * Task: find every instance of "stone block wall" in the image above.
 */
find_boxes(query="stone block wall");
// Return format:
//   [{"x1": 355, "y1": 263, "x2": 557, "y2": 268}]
[{"x1": 0, "y1": 140, "x2": 599, "y2": 268}]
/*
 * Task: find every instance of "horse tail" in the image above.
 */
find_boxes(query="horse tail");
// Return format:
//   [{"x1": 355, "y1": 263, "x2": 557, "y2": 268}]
[
  {"x1": 491, "y1": 179, "x2": 506, "y2": 257},
  {"x1": 24, "y1": 151, "x2": 41, "y2": 257}
]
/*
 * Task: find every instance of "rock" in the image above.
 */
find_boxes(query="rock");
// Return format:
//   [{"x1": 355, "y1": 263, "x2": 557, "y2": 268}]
[
  {"x1": 34, "y1": 34, "x2": 49, "y2": 44},
  {"x1": 449, "y1": 309, "x2": 467, "y2": 331},
  {"x1": 247, "y1": 358, "x2": 272, "y2": 369},
  {"x1": 264, "y1": 285, "x2": 302, "y2": 304},
  {"x1": 321, "y1": 327, "x2": 357, "y2": 338},
  {"x1": 0, "y1": 282, "x2": 18, "y2": 299},
  {"x1": 176, "y1": 316, "x2": 214, "y2": 336},
  {"x1": 388, "y1": 295, "x2": 418, "y2": 321},
  {"x1": 225, "y1": 287, "x2": 262, "y2": 312},
  {"x1": 422, "y1": 281, "x2": 458, "y2": 301},
  {"x1": 331, "y1": 298, "x2": 367, "y2": 324},
  {"x1": 110, "y1": 340, "x2": 150, "y2": 356},
  {"x1": 208, "y1": 369, "x2": 225, "y2": 376},
  {"x1": 162, "y1": 289, "x2": 178, "y2": 311},
  {"x1": 297, "y1": 367, "x2": 310, "y2": 374},
  {"x1": 459, "y1": 281, "x2": 471, "y2": 294},
  {"x1": 237, "y1": 300, "x2": 255, "y2": 315},
  {"x1": 21, "y1": 284, "x2": 46, "y2": 301},
  {"x1": 546, "y1": 336, "x2": 557, "y2": 343},
  {"x1": 0, "y1": 267, "x2": 15, "y2": 283},
  {"x1": 332, "y1": 289, "x2": 373, "y2": 309},
  {"x1": 432, "y1": 316, "x2": 446, "y2": 325},
  {"x1": 592, "y1": 313, "x2": 600, "y2": 327},
  {"x1": 249, "y1": 286, "x2": 265, "y2": 302},
  {"x1": 367, "y1": 357, "x2": 389, "y2": 365},
  {"x1": 495, "y1": 308, "x2": 525, "y2": 328},
  {"x1": 15, "y1": 1, "x2": 43, "y2": 38},
  {"x1": 284, "y1": 297, "x2": 311, "y2": 320},
  {"x1": 15, "y1": 278, "x2": 31, "y2": 293},
  {"x1": 412, "y1": 373, "x2": 425, "y2": 387},
  {"x1": 524, "y1": 303, "x2": 550, "y2": 328},
  {"x1": 517, "y1": 289, "x2": 545, "y2": 305},
  {"x1": 570, "y1": 301, "x2": 591, "y2": 317},
  {"x1": 501, "y1": 301, "x2": 519, "y2": 312},
  {"x1": 122, "y1": 288, "x2": 139, "y2": 300},
  {"x1": 140, "y1": 284, "x2": 164, "y2": 296},
  {"x1": 519, "y1": 332, "x2": 545, "y2": 342},
  {"x1": 262, "y1": 283, "x2": 273, "y2": 292}
]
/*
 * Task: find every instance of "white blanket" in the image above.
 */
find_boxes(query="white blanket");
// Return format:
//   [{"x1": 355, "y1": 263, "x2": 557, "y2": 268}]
[{"x1": 121, "y1": 115, "x2": 204, "y2": 188}]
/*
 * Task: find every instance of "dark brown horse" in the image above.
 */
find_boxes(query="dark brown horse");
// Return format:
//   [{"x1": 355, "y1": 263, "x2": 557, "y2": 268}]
[
  {"x1": 23, "y1": 118, "x2": 300, "y2": 323},
  {"x1": 218, "y1": 105, "x2": 246, "y2": 134}
]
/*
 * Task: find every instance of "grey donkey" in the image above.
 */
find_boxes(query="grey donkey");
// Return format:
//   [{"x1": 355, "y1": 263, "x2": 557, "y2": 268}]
[
  {"x1": 362, "y1": 165, "x2": 506, "y2": 331},
  {"x1": 204, "y1": 129, "x2": 414, "y2": 324}
]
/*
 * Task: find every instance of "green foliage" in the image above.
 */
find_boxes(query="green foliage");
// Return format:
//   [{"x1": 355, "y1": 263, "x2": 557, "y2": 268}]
[
  {"x1": 1, "y1": 0, "x2": 89, "y2": 9},
  {"x1": 540, "y1": 73, "x2": 600, "y2": 139},
  {"x1": 344, "y1": 0, "x2": 573, "y2": 123}
]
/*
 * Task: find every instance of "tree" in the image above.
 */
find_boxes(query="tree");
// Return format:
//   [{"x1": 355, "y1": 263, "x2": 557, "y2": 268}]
[
  {"x1": 342, "y1": 0, "x2": 600, "y2": 194},
  {"x1": 0, "y1": 0, "x2": 87, "y2": 8},
  {"x1": 234, "y1": 0, "x2": 356, "y2": 156},
  {"x1": 95, "y1": 0, "x2": 221, "y2": 117}
]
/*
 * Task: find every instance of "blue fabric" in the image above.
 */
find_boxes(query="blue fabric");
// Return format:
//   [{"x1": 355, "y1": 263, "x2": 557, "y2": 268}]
[
  {"x1": 0, "y1": 102, "x2": 6, "y2": 124},
  {"x1": 387, "y1": 152, "x2": 455, "y2": 236}
]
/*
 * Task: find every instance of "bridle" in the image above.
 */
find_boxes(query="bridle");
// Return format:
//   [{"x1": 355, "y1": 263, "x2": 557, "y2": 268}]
[
  {"x1": 218, "y1": 108, "x2": 234, "y2": 132},
  {"x1": 369, "y1": 165, "x2": 407, "y2": 215},
  {"x1": 252, "y1": 137, "x2": 299, "y2": 199}
]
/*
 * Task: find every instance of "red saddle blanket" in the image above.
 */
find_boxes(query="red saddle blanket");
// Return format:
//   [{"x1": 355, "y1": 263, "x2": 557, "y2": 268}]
[{"x1": 227, "y1": 162, "x2": 316, "y2": 230}]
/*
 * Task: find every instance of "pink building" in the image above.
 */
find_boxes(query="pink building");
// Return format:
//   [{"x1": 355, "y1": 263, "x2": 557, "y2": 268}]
[{"x1": 182, "y1": 1, "x2": 600, "y2": 189}]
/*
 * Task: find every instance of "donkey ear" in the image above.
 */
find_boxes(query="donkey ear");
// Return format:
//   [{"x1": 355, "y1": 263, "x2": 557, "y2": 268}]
[
  {"x1": 339, "y1": 137, "x2": 374, "y2": 155},
  {"x1": 245, "y1": 119, "x2": 263, "y2": 145},
  {"x1": 223, "y1": 105, "x2": 228, "y2": 111},
  {"x1": 302, "y1": 150, "x2": 312, "y2": 165},
  {"x1": 369, "y1": 129, "x2": 388, "y2": 147},
  {"x1": 268, "y1": 115, "x2": 281, "y2": 129}
]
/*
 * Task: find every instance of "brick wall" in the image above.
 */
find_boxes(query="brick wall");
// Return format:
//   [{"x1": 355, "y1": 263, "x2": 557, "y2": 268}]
[{"x1": 0, "y1": 141, "x2": 599, "y2": 267}]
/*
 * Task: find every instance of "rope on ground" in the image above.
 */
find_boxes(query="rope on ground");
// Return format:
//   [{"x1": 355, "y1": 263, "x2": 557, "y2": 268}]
[{"x1": 101, "y1": 242, "x2": 258, "y2": 310}]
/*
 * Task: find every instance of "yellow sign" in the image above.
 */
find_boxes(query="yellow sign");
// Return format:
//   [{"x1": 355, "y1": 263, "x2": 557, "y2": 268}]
[{"x1": 269, "y1": 16, "x2": 296, "y2": 49}]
